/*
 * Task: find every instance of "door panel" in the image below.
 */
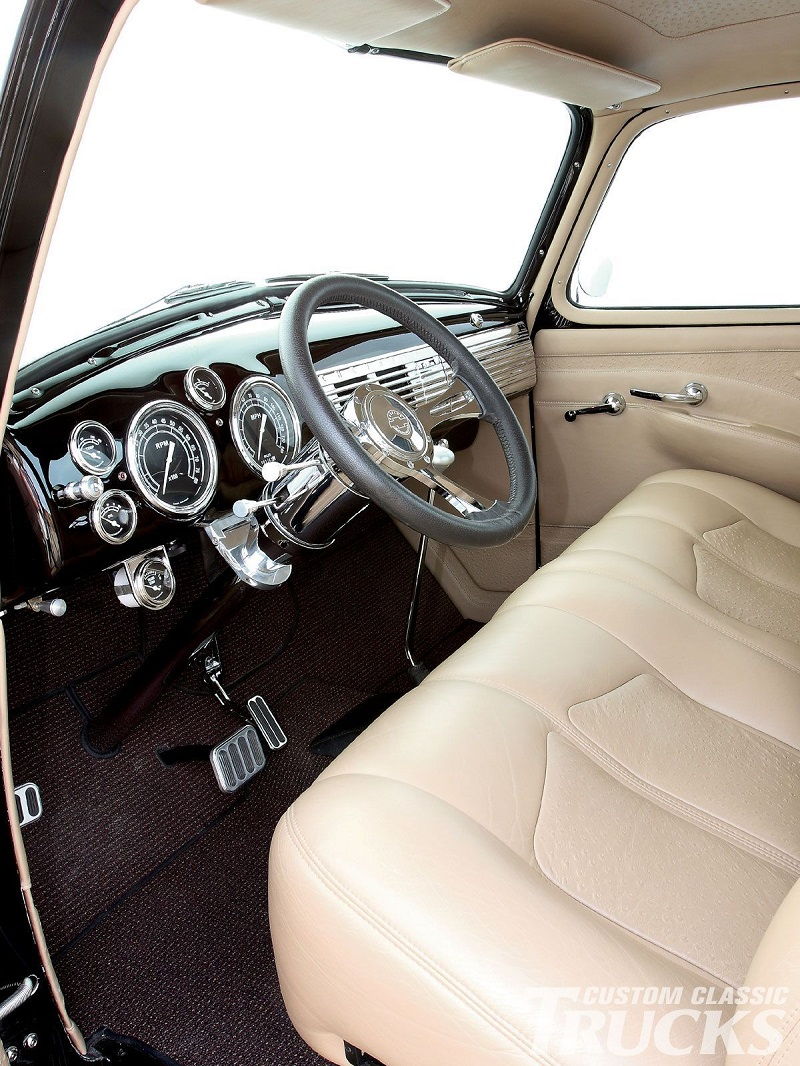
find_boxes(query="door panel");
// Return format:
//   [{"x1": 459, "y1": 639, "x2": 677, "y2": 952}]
[{"x1": 533, "y1": 325, "x2": 800, "y2": 563}]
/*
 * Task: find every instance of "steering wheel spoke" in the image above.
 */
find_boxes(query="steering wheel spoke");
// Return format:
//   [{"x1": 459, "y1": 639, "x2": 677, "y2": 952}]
[
  {"x1": 408, "y1": 465, "x2": 485, "y2": 517},
  {"x1": 417, "y1": 375, "x2": 482, "y2": 431}
]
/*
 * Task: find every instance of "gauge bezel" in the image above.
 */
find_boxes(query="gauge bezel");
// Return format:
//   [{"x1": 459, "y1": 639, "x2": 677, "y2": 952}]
[
  {"x1": 90, "y1": 489, "x2": 137, "y2": 545},
  {"x1": 125, "y1": 400, "x2": 219, "y2": 518},
  {"x1": 133, "y1": 555, "x2": 175, "y2": 610},
  {"x1": 230, "y1": 375, "x2": 302, "y2": 477},
  {"x1": 184, "y1": 365, "x2": 226, "y2": 412},
  {"x1": 69, "y1": 420, "x2": 117, "y2": 476}
]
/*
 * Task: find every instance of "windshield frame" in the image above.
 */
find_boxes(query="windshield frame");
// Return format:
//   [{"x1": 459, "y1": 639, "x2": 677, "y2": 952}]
[{"x1": 0, "y1": 0, "x2": 590, "y2": 395}]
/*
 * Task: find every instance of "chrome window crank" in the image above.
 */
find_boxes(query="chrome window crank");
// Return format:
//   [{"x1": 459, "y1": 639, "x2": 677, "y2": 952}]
[
  {"x1": 565, "y1": 392, "x2": 626, "y2": 422},
  {"x1": 629, "y1": 382, "x2": 708, "y2": 406}
]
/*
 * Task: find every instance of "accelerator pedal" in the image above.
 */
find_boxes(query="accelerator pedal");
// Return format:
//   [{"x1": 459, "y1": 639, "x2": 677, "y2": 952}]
[
  {"x1": 210, "y1": 724, "x2": 266, "y2": 793},
  {"x1": 247, "y1": 695, "x2": 287, "y2": 751}
]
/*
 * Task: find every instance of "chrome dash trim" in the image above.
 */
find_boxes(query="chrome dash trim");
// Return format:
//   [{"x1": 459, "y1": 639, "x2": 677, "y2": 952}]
[{"x1": 316, "y1": 322, "x2": 534, "y2": 412}]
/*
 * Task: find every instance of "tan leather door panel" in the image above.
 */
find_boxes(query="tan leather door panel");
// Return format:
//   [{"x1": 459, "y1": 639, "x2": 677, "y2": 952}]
[{"x1": 533, "y1": 325, "x2": 800, "y2": 562}]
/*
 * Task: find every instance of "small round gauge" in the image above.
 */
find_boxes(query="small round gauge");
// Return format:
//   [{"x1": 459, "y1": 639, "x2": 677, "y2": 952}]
[
  {"x1": 90, "y1": 490, "x2": 137, "y2": 545},
  {"x1": 125, "y1": 400, "x2": 218, "y2": 518},
  {"x1": 230, "y1": 376, "x2": 301, "y2": 476},
  {"x1": 184, "y1": 366, "x2": 226, "y2": 412},
  {"x1": 69, "y1": 421, "x2": 116, "y2": 475},
  {"x1": 133, "y1": 555, "x2": 175, "y2": 610}
]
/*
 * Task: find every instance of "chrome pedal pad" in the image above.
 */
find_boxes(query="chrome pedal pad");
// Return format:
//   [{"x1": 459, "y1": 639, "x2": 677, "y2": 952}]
[
  {"x1": 14, "y1": 782, "x2": 43, "y2": 827},
  {"x1": 210, "y1": 725, "x2": 266, "y2": 793},
  {"x1": 247, "y1": 695, "x2": 287, "y2": 751}
]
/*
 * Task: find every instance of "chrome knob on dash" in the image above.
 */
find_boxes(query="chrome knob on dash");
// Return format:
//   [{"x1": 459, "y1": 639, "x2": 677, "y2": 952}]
[
  {"x1": 57, "y1": 474, "x2": 104, "y2": 502},
  {"x1": 565, "y1": 392, "x2": 626, "y2": 422}
]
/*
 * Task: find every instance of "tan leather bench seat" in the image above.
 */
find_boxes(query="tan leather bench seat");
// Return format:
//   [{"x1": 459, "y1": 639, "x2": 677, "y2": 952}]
[{"x1": 269, "y1": 470, "x2": 800, "y2": 1066}]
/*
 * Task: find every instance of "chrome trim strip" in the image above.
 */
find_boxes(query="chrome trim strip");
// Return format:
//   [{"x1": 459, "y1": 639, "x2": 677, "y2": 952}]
[{"x1": 317, "y1": 322, "x2": 533, "y2": 411}]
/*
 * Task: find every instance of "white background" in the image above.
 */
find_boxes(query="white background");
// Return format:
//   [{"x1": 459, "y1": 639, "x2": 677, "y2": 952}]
[
  {"x1": 575, "y1": 96, "x2": 800, "y2": 308},
  {"x1": 1, "y1": 0, "x2": 570, "y2": 364}
]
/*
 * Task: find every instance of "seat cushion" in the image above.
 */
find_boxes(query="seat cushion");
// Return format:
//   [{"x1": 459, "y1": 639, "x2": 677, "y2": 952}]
[{"x1": 269, "y1": 471, "x2": 800, "y2": 1066}]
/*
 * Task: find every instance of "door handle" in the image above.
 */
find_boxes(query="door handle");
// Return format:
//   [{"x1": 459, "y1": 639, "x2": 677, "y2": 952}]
[
  {"x1": 565, "y1": 392, "x2": 626, "y2": 422},
  {"x1": 629, "y1": 382, "x2": 708, "y2": 406}
]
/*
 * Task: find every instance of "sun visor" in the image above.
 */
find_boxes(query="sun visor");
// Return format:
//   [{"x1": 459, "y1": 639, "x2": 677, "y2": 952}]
[
  {"x1": 448, "y1": 38, "x2": 660, "y2": 109},
  {"x1": 194, "y1": 0, "x2": 450, "y2": 44}
]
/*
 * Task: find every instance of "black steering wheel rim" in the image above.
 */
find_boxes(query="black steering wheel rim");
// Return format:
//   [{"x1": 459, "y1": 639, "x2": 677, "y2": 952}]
[{"x1": 278, "y1": 274, "x2": 537, "y2": 548}]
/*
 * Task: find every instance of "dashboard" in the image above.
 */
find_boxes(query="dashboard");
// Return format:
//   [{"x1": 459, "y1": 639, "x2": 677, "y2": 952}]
[{"x1": 1, "y1": 300, "x2": 535, "y2": 610}]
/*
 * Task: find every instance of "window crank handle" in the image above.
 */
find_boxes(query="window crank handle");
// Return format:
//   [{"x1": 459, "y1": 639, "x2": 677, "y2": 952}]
[{"x1": 565, "y1": 392, "x2": 626, "y2": 422}]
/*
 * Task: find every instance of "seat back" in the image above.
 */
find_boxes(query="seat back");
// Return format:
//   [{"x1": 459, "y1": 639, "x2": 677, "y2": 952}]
[{"x1": 727, "y1": 878, "x2": 800, "y2": 1066}]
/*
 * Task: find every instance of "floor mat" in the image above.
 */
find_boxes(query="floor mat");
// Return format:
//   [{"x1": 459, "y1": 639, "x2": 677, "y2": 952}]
[{"x1": 7, "y1": 509, "x2": 479, "y2": 1066}]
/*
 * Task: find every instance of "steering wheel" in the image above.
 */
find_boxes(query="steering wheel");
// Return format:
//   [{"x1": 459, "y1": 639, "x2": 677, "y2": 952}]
[{"x1": 279, "y1": 274, "x2": 537, "y2": 549}]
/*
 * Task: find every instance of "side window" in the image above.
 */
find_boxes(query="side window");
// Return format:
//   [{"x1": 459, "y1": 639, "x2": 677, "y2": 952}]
[{"x1": 571, "y1": 97, "x2": 800, "y2": 309}]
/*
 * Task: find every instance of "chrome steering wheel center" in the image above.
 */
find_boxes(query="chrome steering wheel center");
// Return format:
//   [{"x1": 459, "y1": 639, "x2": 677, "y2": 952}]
[{"x1": 344, "y1": 383, "x2": 433, "y2": 472}]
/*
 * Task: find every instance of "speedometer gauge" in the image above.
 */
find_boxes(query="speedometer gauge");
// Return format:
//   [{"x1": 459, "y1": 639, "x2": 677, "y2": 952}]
[
  {"x1": 125, "y1": 400, "x2": 218, "y2": 517},
  {"x1": 230, "y1": 376, "x2": 300, "y2": 476}
]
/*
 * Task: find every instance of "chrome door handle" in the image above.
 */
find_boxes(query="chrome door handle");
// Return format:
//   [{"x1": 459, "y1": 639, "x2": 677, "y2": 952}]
[{"x1": 629, "y1": 382, "x2": 708, "y2": 406}]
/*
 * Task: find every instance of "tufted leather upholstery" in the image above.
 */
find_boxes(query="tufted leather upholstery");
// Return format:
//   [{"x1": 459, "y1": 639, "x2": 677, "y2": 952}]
[{"x1": 269, "y1": 470, "x2": 800, "y2": 1066}]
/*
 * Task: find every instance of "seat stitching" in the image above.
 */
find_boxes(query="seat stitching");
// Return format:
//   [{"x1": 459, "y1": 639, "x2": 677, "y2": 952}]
[
  {"x1": 423, "y1": 675, "x2": 800, "y2": 874},
  {"x1": 768, "y1": 1001, "x2": 800, "y2": 1066},
  {"x1": 482, "y1": 601, "x2": 800, "y2": 752},
  {"x1": 533, "y1": 364, "x2": 800, "y2": 403},
  {"x1": 698, "y1": 531, "x2": 800, "y2": 599},
  {"x1": 284, "y1": 807, "x2": 560, "y2": 1066},
  {"x1": 636, "y1": 477, "x2": 800, "y2": 544},
  {"x1": 530, "y1": 732, "x2": 739, "y2": 990},
  {"x1": 516, "y1": 565, "x2": 800, "y2": 675}
]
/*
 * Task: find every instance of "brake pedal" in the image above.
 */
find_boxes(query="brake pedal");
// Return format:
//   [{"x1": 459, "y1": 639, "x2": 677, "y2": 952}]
[
  {"x1": 210, "y1": 725, "x2": 266, "y2": 793},
  {"x1": 14, "y1": 782, "x2": 43, "y2": 827},
  {"x1": 247, "y1": 695, "x2": 287, "y2": 751}
]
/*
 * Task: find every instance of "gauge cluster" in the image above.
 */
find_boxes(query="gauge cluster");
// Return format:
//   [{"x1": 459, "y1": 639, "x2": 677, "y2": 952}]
[
  {"x1": 0, "y1": 299, "x2": 521, "y2": 609},
  {"x1": 52, "y1": 365, "x2": 306, "y2": 559}
]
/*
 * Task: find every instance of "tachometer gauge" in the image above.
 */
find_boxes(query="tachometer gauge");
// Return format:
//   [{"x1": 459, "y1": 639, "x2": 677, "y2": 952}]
[
  {"x1": 90, "y1": 490, "x2": 137, "y2": 544},
  {"x1": 184, "y1": 366, "x2": 226, "y2": 411},
  {"x1": 230, "y1": 376, "x2": 300, "y2": 476},
  {"x1": 125, "y1": 400, "x2": 218, "y2": 517},
  {"x1": 69, "y1": 421, "x2": 116, "y2": 475}
]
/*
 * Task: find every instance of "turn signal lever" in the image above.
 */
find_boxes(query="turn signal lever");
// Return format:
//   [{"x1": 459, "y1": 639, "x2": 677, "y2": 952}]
[
  {"x1": 565, "y1": 392, "x2": 626, "y2": 422},
  {"x1": 232, "y1": 459, "x2": 321, "y2": 519}
]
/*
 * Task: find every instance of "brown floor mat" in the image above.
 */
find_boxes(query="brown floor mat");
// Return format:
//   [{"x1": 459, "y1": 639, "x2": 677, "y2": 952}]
[{"x1": 7, "y1": 510, "x2": 479, "y2": 1065}]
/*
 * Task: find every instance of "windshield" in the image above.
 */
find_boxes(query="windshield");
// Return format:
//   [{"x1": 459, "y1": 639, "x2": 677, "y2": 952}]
[{"x1": 19, "y1": 0, "x2": 571, "y2": 366}]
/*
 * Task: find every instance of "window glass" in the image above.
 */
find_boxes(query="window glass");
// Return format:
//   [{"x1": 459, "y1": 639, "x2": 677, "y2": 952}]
[
  {"x1": 572, "y1": 98, "x2": 800, "y2": 309},
  {"x1": 20, "y1": 0, "x2": 571, "y2": 365}
]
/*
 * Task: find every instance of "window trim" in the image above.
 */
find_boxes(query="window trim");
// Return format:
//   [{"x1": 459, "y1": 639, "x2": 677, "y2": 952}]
[{"x1": 549, "y1": 81, "x2": 800, "y2": 326}]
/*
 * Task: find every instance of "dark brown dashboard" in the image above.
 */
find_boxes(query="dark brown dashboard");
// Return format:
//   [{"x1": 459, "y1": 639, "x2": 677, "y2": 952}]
[{"x1": 0, "y1": 300, "x2": 533, "y2": 608}]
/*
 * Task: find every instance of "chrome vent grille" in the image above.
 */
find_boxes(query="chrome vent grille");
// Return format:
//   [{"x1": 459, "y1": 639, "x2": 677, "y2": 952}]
[{"x1": 317, "y1": 322, "x2": 533, "y2": 411}]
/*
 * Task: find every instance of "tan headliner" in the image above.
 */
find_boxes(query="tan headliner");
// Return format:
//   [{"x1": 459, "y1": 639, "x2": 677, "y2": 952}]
[{"x1": 373, "y1": 0, "x2": 800, "y2": 112}]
